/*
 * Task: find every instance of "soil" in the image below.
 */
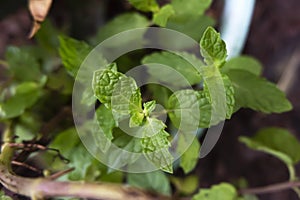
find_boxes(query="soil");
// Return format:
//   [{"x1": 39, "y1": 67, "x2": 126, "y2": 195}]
[{"x1": 0, "y1": 0, "x2": 299, "y2": 199}]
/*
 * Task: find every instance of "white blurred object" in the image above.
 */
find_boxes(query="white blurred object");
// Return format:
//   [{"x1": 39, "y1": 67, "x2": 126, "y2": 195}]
[{"x1": 220, "y1": 0, "x2": 256, "y2": 58}]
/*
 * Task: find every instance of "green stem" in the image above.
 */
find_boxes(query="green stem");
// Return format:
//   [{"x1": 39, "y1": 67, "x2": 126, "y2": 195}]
[{"x1": 287, "y1": 164, "x2": 300, "y2": 198}]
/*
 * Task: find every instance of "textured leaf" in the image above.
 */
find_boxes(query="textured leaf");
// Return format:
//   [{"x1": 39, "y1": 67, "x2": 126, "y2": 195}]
[
  {"x1": 143, "y1": 100, "x2": 156, "y2": 116},
  {"x1": 0, "y1": 82, "x2": 42, "y2": 119},
  {"x1": 222, "y1": 75, "x2": 235, "y2": 118},
  {"x1": 171, "y1": 0, "x2": 212, "y2": 17},
  {"x1": 178, "y1": 133, "x2": 200, "y2": 173},
  {"x1": 92, "y1": 63, "x2": 124, "y2": 107},
  {"x1": 192, "y1": 183, "x2": 238, "y2": 200},
  {"x1": 141, "y1": 128, "x2": 173, "y2": 173},
  {"x1": 5, "y1": 46, "x2": 42, "y2": 82},
  {"x1": 153, "y1": 5, "x2": 175, "y2": 27},
  {"x1": 200, "y1": 27, "x2": 227, "y2": 68},
  {"x1": 128, "y1": 0, "x2": 159, "y2": 12},
  {"x1": 92, "y1": 13, "x2": 149, "y2": 45},
  {"x1": 127, "y1": 171, "x2": 171, "y2": 195},
  {"x1": 140, "y1": 118, "x2": 166, "y2": 137},
  {"x1": 239, "y1": 127, "x2": 300, "y2": 165},
  {"x1": 96, "y1": 104, "x2": 116, "y2": 141},
  {"x1": 58, "y1": 36, "x2": 93, "y2": 77},
  {"x1": 168, "y1": 90, "x2": 200, "y2": 129},
  {"x1": 129, "y1": 89, "x2": 144, "y2": 127},
  {"x1": 111, "y1": 76, "x2": 138, "y2": 121},
  {"x1": 142, "y1": 51, "x2": 202, "y2": 86},
  {"x1": 168, "y1": 75, "x2": 233, "y2": 129},
  {"x1": 222, "y1": 56, "x2": 262, "y2": 76},
  {"x1": 226, "y1": 69, "x2": 292, "y2": 113}
]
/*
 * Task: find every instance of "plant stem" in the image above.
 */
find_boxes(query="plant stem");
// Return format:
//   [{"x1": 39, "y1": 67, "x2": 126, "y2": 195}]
[
  {"x1": 240, "y1": 181, "x2": 300, "y2": 195},
  {"x1": 287, "y1": 164, "x2": 300, "y2": 198},
  {"x1": 0, "y1": 123, "x2": 171, "y2": 200}
]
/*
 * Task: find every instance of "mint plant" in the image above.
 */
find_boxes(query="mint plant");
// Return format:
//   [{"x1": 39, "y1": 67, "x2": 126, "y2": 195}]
[{"x1": 0, "y1": 0, "x2": 298, "y2": 199}]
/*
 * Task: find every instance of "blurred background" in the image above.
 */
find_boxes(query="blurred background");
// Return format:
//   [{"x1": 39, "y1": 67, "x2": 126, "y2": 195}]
[{"x1": 0, "y1": 0, "x2": 299, "y2": 199}]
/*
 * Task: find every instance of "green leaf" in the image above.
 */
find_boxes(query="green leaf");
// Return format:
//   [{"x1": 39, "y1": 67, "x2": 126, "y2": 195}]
[
  {"x1": 0, "y1": 82, "x2": 42, "y2": 119},
  {"x1": 111, "y1": 76, "x2": 138, "y2": 121},
  {"x1": 128, "y1": 0, "x2": 159, "y2": 12},
  {"x1": 222, "y1": 75, "x2": 235, "y2": 118},
  {"x1": 92, "y1": 63, "x2": 124, "y2": 107},
  {"x1": 142, "y1": 51, "x2": 202, "y2": 86},
  {"x1": 170, "y1": 175, "x2": 199, "y2": 195},
  {"x1": 50, "y1": 128, "x2": 80, "y2": 158},
  {"x1": 46, "y1": 68, "x2": 73, "y2": 95},
  {"x1": 5, "y1": 46, "x2": 42, "y2": 82},
  {"x1": 153, "y1": 5, "x2": 175, "y2": 27},
  {"x1": 239, "y1": 127, "x2": 300, "y2": 165},
  {"x1": 0, "y1": 190, "x2": 13, "y2": 200},
  {"x1": 192, "y1": 183, "x2": 238, "y2": 200},
  {"x1": 92, "y1": 13, "x2": 149, "y2": 45},
  {"x1": 171, "y1": 0, "x2": 212, "y2": 17},
  {"x1": 127, "y1": 171, "x2": 171, "y2": 195},
  {"x1": 129, "y1": 89, "x2": 144, "y2": 127},
  {"x1": 143, "y1": 100, "x2": 156, "y2": 116},
  {"x1": 58, "y1": 36, "x2": 92, "y2": 77},
  {"x1": 222, "y1": 56, "x2": 262, "y2": 76},
  {"x1": 147, "y1": 84, "x2": 172, "y2": 107},
  {"x1": 200, "y1": 27, "x2": 227, "y2": 68},
  {"x1": 35, "y1": 20, "x2": 60, "y2": 53},
  {"x1": 166, "y1": 15, "x2": 215, "y2": 44},
  {"x1": 226, "y1": 69, "x2": 292, "y2": 113},
  {"x1": 179, "y1": 134, "x2": 200, "y2": 174},
  {"x1": 96, "y1": 104, "x2": 116, "y2": 141},
  {"x1": 168, "y1": 90, "x2": 200, "y2": 129},
  {"x1": 141, "y1": 127, "x2": 173, "y2": 173}
]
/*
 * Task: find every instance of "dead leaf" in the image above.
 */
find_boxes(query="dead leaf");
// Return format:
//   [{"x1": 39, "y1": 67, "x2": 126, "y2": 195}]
[
  {"x1": 28, "y1": 21, "x2": 41, "y2": 38},
  {"x1": 28, "y1": 0, "x2": 52, "y2": 38}
]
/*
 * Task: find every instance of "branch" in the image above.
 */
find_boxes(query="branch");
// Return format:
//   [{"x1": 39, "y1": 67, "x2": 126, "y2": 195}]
[
  {"x1": 239, "y1": 181, "x2": 300, "y2": 195},
  {"x1": 0, "y1": 122, "x2": 170, "y2": 200}
]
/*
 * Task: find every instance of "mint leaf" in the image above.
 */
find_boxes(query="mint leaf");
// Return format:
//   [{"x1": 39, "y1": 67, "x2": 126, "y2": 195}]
[
  {"x1": 222, "y1": 75, "x2": 235, "y2": 118},
  {"x1": 168, "y1": 75, "x2": 233, "y2": 129},
  {"x1": 111, "y1": 76, "x2": 138, "y2": 121},
  {"x1": 129, "y1": 89, "x2": 144, "y2": 127},
  {"x1": 127, "y1": 171, "x2": 171, "y2": 195},
  {"x1": 142, "y1": 51, "x2": 202, "y2": 86},
  {"x1": 168, "y1": 90, "x2": 200, "y2": 129},
  {"x1": 140, "y1": 117, "x2": 166, "y2": 137},
  {"x1": 92, "y1": 63, "x2": 124, "y2": 107},
  {"x1": 200, "y1": 27, "x2": 227, "y2": 68},
  {"x1": 58, "y1": 36, "x2": 93, "y2": 77},
  {"x1": 153, "y1": 5, "x2": 175, "y2": 27},
  {"x1": 96, "y1": 104, "x2": 116, "y2": 140},
  {"x1": 5, "y1": 46, "x2": 42, "y2": 82},
  {"x1": 0, "y1": 82, "x2": 42, "y2": 119},
  {"x1": 128, "y1": 0, "x2": 159, "y2": 12},
  {"x1": 178, "y1": 133, "x2": 200, "y2": 173},
  {"x1": 171, "y1": 0, "x2": 212, "y2": 17},
  {"x1": 192, "y1": 183, "x2": 238, "y2": 200},
  {"x1": 226, "y1": 69, "x2": 292, "y2": 113},
  {"x1": 166, "y1": 15, "x2": 215, "y2": 43},
  {"x1": 222, "y1": 56, "x2": 262, "y2": 76},
  {"x1": 239, "y1": 127, "x2": 300, "y2": 165},
  {"x1": 143, "y1": 100, "x2": 156, "y2": 116},
  {"x1": 170, "y1": 175, "x2": 198, "y2": 195},
  {"x1": 141, "y1": 128, "x2": 173, "y2": 173},
  {"x1": 108, "y1": 129, "x2": 142, "y2": 169},
  {"x1": 92, "y1": 13, "x2": 149, "y2": 45}
]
